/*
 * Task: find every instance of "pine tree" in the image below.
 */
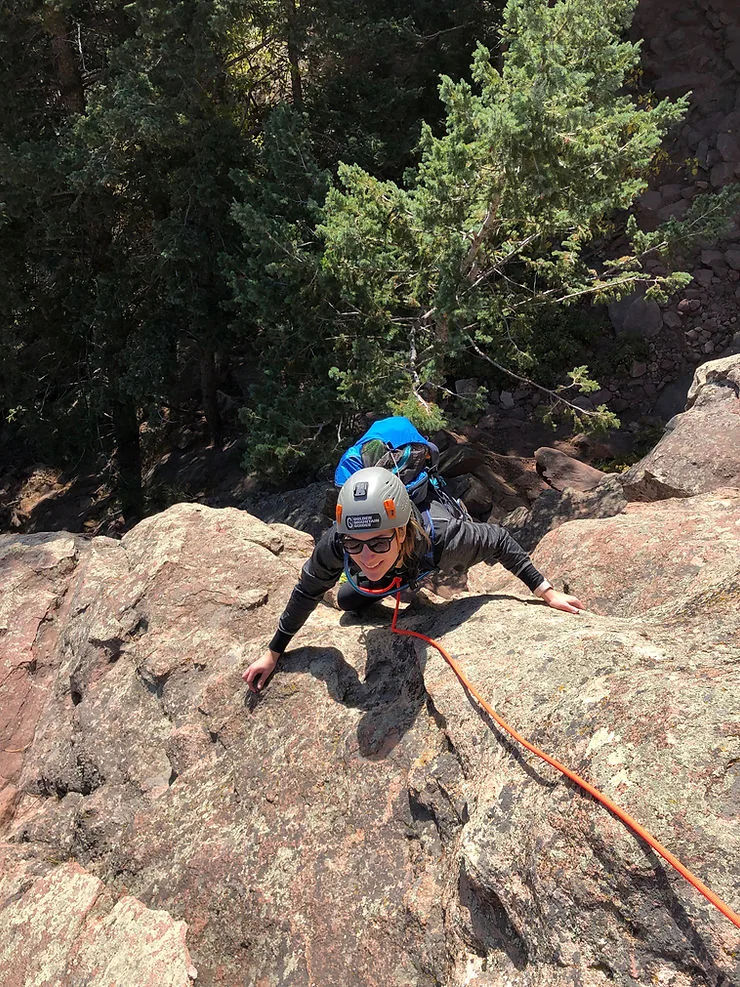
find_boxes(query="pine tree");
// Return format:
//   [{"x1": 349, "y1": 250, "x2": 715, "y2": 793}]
[
  {"x1": 319, "y1": 0, "x2": 739, "y2": 431},
  {"x1": 1, "y1": 1, "x2": 264, "y2": 518}
]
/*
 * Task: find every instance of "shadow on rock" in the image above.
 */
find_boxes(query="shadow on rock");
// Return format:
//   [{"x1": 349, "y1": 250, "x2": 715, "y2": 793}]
[
  {"x1": 252, "y1": 592, "x2": 568, "y2": 775},
  {"x1": 590, "y1": 825, "x2": 738, "y2": 986},
  {"x1": 262, "y1": 641, "x2": 427, "y2": 761}
]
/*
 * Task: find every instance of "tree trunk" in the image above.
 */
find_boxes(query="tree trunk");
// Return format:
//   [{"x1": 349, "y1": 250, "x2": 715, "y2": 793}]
[
  {"x1": 283, "y1": 0, "x2": 303, "y2": 110},
  {"x1": 43, "y1": 5, "x2": 85, "y2": 114},
  {"x1": 112, "y1": 394, "x2": 143, "y2": 524},
  {"x1": 200, "y1": 347, "x2": 223, "y2": 450}
]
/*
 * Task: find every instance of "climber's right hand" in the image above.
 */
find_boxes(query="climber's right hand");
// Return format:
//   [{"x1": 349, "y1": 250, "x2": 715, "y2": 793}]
[{"x1": 243, "y1": 651, "x2": 279, "y2": 694}]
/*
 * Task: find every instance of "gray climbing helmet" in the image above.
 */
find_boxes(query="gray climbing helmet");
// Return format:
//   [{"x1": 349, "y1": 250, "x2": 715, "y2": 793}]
[{"x1": 335, "y1": 467, "x2": 412, "y2": 533}]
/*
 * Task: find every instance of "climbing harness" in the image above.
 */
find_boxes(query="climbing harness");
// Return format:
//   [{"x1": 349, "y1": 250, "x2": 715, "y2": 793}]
[{"x1": 388, "y1": 590, "x2": 740, "y2": 931}]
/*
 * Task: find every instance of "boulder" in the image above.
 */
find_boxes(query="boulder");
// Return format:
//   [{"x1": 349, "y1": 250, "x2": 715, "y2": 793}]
[
  {"x1": 700, "y1": 248, "x2": 726, "y2": 270},
  {"x1": 716, "y1": 132, "x2": 740, "y2": 162},
  {"x1": 622, "y1": 296, "x2": 663, "y2": 338},
  {"x1": 0, "y1": 506, "x2": 439, "y2": 986},
  {"x1": 569, "y1": 429, "x2": 636, "y2": 462},
  {"x1": 686, "y1": 353, "x2": 740, "y2": 407},
  {"x1": 481, "y1": 487, "x2": 740, "y2": 617},
  {"x1": 658, "y1": 198, "x2": 690, "y2": 221},
  {"x1": 447, "y1": 472, "x2": 494, "y2": 517},
  {"x1": 608, "y1": 288, "x2": 662, "y2": 338},
  {"x1": 710, "y1": 161, "x2": 736, "y2": 188},
  {"x1": 1, "y1": 491, "x2": 738, "y2": 986},
  {"x1": 653, "y1": 371, "x2": 695, "y2": 420},
  {"x1": 501, "y1": 475, "x2": 628, "y2": 554},
  {"x1": 662, "y1": 310, "x2": 682, "y2": 329},
  {"x1": 437, "y1": 437, "x2": 546, "y2": 520},
  {"x1": 241, "y1": 480, "x2": 335, "y2": 540},
  {"x1": 726, "y1": 246, "x2": 740, "y2": 271},
  {"x1": 534, "y1": 447, "x2": 608, "y2": 492},
  {"x1": 0, "y1": 531, "x2": 88, "y2": 813},
  {"x1": 727, "y1": 40, "x2": 740, "y2": 73},
  {"x1": 435, "y1": 489, "x2": 740, "y2": 985},
  {"x1": 621, "y1": 356, "x2": 740, "y2": 501},
  {"x1": 455, "y1": 377, "x2": 479, "y2": 397},
  {"x1": 693, "y1": 267, "x2": 714, "y2": 287},
  {"x1": 638, "y1": 189, "x2": 663, "y2": 211}
]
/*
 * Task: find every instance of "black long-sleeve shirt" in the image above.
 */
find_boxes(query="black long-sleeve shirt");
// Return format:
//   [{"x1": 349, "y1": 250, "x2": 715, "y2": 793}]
[{"x1": 268, "y1": 498, "x2": 545, "y2": 654}]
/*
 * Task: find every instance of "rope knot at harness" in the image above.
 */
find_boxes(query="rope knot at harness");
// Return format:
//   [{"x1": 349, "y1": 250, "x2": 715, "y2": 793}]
[{"x1": 388, "y1": 590, "x2": 740, "y2": 932}]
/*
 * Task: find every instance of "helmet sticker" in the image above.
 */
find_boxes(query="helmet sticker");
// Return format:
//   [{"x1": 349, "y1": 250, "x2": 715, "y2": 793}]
[
  {"x1": 353, "y1": 481, "x2": 369, "y2": 499},
  {"x1": 345, "y1": 513, "x2": 382, "y2": 530}
]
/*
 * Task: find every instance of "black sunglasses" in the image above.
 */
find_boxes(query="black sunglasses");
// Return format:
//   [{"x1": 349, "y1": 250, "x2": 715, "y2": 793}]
[{"x1": 340, "y1": 533, "x2": 397, "y2": 555}]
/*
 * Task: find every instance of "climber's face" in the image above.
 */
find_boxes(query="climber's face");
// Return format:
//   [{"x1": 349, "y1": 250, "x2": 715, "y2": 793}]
[{"x1": 341, "y1": 526, "x2": 404, "y2": 581}]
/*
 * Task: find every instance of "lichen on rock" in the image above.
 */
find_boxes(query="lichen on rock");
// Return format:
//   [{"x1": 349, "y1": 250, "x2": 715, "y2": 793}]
[{"x1": 1, "y1": 376, "x2": 739, "y2": 986}]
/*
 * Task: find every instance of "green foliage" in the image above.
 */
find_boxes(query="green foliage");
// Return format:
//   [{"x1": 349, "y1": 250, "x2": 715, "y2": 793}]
[
  {"x1": 226, "y1": 107, "x2": 339, "y2": 478},
  {"x1": 285, "y1": 0, "x2": 505, "y2": 178},
  {"x1": 389, "y1": 396, "x2": 448, "y2": 433},
  {"x1": 0, "y1": 0, "x2": 260, "y2": 499},
  {"x1": 526, "y1": 305, "x2": 601, "y2": 385},
  {"x1": 628, "y1": 182, "x2": 740, "y2": 267},
  {"x1": 608, "y1": 332, "x2": 651, "y2": 374},
  {"x1": 3, "y1": 0, "x2": 739, "y2": 499},
  {"x1": 319, "y1": 0, "x2": 706, "y2": 433},
  {"x1": 567, "y1": 366, "x2": 600, "y2": 394}
]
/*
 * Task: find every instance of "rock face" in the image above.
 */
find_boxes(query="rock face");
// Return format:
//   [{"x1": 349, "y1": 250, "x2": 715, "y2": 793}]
[
  {"x1": 0, "y1": 853, "x2": 196, "y2": 986},
  {"x1": 1, "y1": 472, "x2": 739, "y2": 986},
  {"x1": 241, "y1": 480, "x2": 335, "y2": 541},
  {"x1": 502, "y1": 475, "x2": 628, "y2": 554},
  {"x1": 0, "y1": 507, "x2": 443, "y2": 986},
  {"x1": 621, "y1": 355, "x2": 740, "y2": 500}
]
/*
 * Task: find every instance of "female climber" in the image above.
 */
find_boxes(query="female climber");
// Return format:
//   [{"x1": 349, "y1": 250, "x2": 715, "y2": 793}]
[{"x1": 243, "y1": 466, "x2": 584, "y2": 693}]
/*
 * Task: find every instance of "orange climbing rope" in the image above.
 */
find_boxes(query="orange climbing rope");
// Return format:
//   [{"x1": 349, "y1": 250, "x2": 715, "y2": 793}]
[{"x1": 389, "y1": 591, "x2": 740, "y2": 931}]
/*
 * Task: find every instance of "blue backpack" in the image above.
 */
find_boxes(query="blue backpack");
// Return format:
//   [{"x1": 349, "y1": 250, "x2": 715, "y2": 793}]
[
  {"x1": 335, "y1": 415, "x2": 470, "y2": 522},
  {"x1": 335, "y1": 416, "x2": 441, "y2": 505}
]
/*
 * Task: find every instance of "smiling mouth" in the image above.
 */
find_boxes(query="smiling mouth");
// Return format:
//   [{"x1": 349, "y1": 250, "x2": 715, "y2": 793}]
[{"x1": 361, "y1": 559, "x2": 386, "y2": 573}]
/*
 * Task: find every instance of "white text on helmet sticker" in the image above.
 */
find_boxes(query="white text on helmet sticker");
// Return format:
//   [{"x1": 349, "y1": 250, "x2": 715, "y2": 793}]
[{"x1": 345, "y1": 513, "x2": 381, "y2": 530}]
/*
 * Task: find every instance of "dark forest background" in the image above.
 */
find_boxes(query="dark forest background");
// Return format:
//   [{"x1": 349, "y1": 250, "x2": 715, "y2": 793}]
[{"x1": 2, "y1": 0, "x2": 738, "y2": 524}]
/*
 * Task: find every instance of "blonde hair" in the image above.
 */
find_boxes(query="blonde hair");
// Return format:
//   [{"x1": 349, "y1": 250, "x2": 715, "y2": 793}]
[{"x1": 397, "y1": 510, "x2": 431, "y2": 568}]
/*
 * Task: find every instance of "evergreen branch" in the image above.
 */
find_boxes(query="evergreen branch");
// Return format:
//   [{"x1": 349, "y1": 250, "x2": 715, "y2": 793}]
[
  {"x1": 464, "y1": 334, "x2": 605, "y2": 419},
  {"x1": 463, "y1": 232, "x2": 540, "y2": 294},
  {"x1": 510, "y1": 273, "x2": 643, "y2": 310}
]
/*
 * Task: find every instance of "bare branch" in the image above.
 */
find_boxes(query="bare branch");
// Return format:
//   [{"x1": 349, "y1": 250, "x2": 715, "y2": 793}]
[
  {"x1": 463, "y1": 232, "x2": 540, "y2": 294},
  {"x1": 223, "y1": 36, "x2": 276, "y2": 71},
  {"x1": 510, "y1": 273, "x2": 644, "y2": 310},
  {"x1": 465, "y1": 334, "x2": 605, "y2": 418}
]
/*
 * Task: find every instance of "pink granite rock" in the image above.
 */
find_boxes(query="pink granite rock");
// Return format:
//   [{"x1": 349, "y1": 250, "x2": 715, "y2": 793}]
[
  {"x1": 621, "y1": 355, "x2": 740, "y2": 501},
  {"x1": 534, "y1": 448, "x2": 608, "y2": 493},
  {"x1": 0, "y1": 855, "x2": 195, "y2": 986},
  {"x1": 0, "y1": 487, "x2": 738, "y2": 986}
]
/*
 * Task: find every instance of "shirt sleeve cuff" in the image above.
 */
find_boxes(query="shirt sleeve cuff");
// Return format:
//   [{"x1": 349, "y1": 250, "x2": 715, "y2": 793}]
[
  {"x1": 533, "y1": 579, "x2": 553, "y2": 598},
  {"x1": 269, "y1": 629, "x2": 293, "y2": 655}
]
